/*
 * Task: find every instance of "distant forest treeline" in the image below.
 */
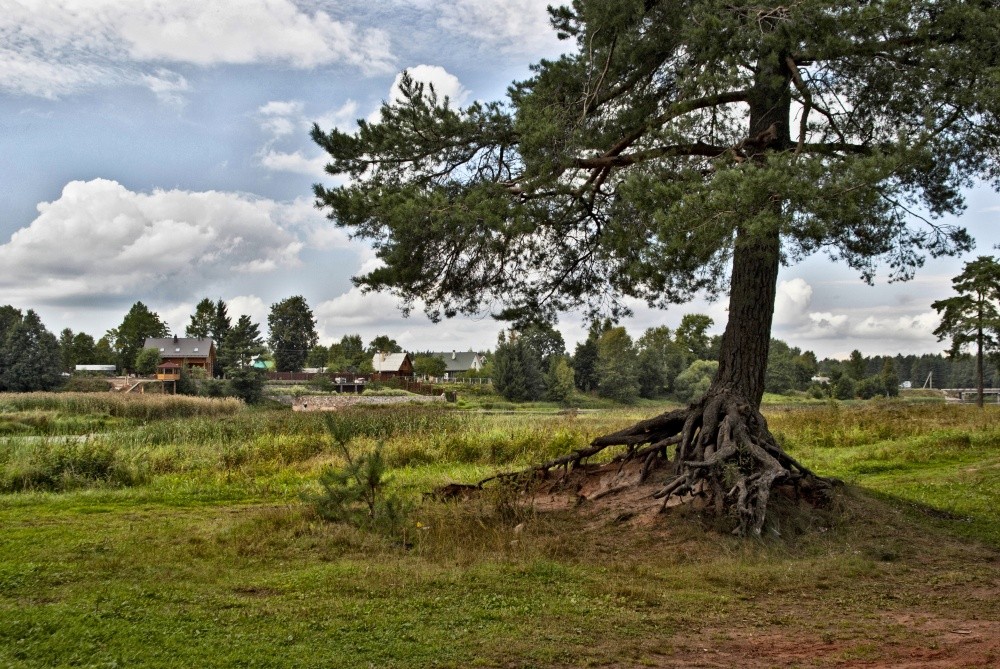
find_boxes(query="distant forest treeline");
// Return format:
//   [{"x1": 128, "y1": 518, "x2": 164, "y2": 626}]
[{"x1": 817, "y1": 353, "x2": 997, "y2": 390}]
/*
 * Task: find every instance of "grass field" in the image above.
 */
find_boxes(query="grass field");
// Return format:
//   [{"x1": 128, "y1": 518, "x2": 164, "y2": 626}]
[{"x1": 1, "y1": 393, "x2": 998, "y2": 668}]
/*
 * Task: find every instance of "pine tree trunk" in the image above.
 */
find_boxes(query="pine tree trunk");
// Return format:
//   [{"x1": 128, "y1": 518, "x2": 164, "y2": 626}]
[
  {"x1": 976, "y1": 323, "x2": 985, "y2": 409},
  {"x1": 711, "y1": 48, "x2": 791, "y2": 405},
  {"x1": 713, "y1": 228, "x2": 780, "y2": 406}
]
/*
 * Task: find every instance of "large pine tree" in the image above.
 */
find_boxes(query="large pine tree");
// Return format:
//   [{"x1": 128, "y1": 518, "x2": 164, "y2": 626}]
[
  {"x1": 932, "y1": 256, "x2": 1000, "y2": 408},
  {"x1": 314, "y1": 0, "x2": 1000, "y2": 534}
]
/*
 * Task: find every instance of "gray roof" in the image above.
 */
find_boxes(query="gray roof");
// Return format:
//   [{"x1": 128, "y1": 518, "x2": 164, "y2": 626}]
[
  {"x1": 430, "y1": 351, "x2": 486, "y2": 373},
  {"x1": 145, "y1": 337, "x2": 214, "y2": 359}
]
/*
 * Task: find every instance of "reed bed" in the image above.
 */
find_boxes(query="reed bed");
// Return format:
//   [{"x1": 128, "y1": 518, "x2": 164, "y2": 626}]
[{"x1": 0, "y1": 392, "x2": 243, "y2": 420}]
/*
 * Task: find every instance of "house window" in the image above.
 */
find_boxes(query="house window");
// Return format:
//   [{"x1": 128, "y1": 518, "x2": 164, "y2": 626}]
[
  {"x1": 159, "y1": 348, "x2": 164, "y2": 352},
  {"x1": 175, "y1": 348, "x2": 181, "y2": 352},
  {"x1": 193, "y1": 347, "x2": 199, "y2": 352}
]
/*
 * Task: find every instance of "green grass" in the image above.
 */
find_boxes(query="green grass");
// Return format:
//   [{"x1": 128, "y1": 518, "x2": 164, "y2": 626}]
[{"x1": 0, "y1": 393, "x2": 998, "y2": 667}]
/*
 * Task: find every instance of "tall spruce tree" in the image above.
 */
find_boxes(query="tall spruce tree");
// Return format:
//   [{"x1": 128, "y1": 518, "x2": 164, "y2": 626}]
[
  {"x1": 211, "y1": 300, "x2": 231, "y2": 377},
  {"x1": 313, "y1": 1, "x2": 1000, "y2": 534},
  {"x1": 493, "y1": 332, "x2": 545, "y2": 402},
  {"x1": 572, "y1": 319, "x2": 611, "y2": 392},
  {"x1": 59, "y1": 328, "x2": 75, "y2": 372},
  {"x1": 221, "y1": 315, "x2": 266, "y2": 371}
]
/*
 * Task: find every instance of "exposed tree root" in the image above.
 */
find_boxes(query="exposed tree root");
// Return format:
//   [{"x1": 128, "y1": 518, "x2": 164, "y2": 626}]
[{"x1": 475, "y1": 388, "x2": 834, "y2": 537}]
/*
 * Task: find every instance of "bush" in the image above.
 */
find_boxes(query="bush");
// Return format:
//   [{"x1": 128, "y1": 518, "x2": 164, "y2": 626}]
[
  {"x1": 307, "y1": 375, "x2": 337, "y2": 393},
  {"x1": 808, "y1": 383, "x2": 828, "y2": 400},
  {"x1": 834, "y1": 376, "x2": 856, "y2": 400},
  {"x1": 674, "y1": 360, "x2": 718, "y2": 403},
  {"x1": 226, "y1": 368, "x2": 264, "y2": 404},
  {"x1": 61, "y1": 375, "x2": 112, "y2": 392},
  {"x1": 361, "y1": 388, "x2": 412, "y2": 397},
  {"x1": 199, "y1": 379, "x2": 226, "y2": 397},
  {"x1": 134, "y1": 348, "x2": 161, "y2": 376},
  {"x1": 857, "y1": 376, "x2": 885, "y2": 400}
]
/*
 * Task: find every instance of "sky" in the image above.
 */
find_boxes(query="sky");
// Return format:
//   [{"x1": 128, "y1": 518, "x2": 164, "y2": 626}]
[{"x1": 2, "y1": 0, "x2": 999, "y2": 361}]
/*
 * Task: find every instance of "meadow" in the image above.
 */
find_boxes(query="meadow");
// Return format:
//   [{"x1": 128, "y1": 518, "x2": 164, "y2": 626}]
[{"x1": 1, "y1": 392, "x2": 998, "y2": 667}]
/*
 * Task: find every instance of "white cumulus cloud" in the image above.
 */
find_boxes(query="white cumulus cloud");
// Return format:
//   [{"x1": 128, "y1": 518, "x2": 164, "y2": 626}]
[
  {"x1": 388, "y1": 64, "x2": 469, "y2": 107},
  {"x1": 773, "y1": 278, "x2": 813, "y2": 327},
  {"x1": 258, "y1": 149, "x2": 330, "y2": 178},
  {"x1": 770, "y1": 277, "x2": 943, "y2": 354},
  {"x1": 0, "y1": 179, "x2": 316, "y2": 307}
]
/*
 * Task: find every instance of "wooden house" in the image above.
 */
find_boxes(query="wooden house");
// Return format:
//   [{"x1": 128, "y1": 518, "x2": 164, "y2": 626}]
[
  {"x1": 144, "y1": 336, "x2": 217, "y2": 375},
  {"x1": 371, "y1": 352, "x2": 414, "y2": 377}
]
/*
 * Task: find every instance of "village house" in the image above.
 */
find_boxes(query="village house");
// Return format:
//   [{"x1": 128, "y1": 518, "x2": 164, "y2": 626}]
[
  {"x1": 371, "y1": 352, "x2": 414, "y2": 377},
  {"x1": 144, "y1": 336, "x2": 217, "y2": 377},
  {"x1": 430, "y1": 350, "x2": 487, "y2": 380}
]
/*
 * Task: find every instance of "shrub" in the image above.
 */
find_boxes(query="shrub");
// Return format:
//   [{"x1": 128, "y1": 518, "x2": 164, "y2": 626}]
[
  {"x1": 226, "y1": 368, "x2": 264, "y2": 404},
  {"x1": 857, "y1": 376, "x2": 885, "y2": 400},
  {"x1": 674, "y1": 360, "x2": 718, "y2": 403},
  {"x1": 361, "y1": 388, "x2": 412, "y2": 397},
  {"x1": 61, "y1": 376, "x2": 112, "y2": 393},
  {"x1": 834, "y1": 376, "x2": 856, "y2": 400},
  {"x1": 134, "y1": 347, "x2": 161, "y2": 376}
]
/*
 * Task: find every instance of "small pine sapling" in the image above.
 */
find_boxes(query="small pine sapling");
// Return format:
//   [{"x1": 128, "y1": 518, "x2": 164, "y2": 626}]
[{"x1": 311, "y1": 414, "x2": 409, "y2": 536}]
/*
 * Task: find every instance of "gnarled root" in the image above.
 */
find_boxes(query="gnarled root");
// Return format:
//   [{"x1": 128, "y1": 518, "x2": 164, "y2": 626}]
[{"x1": 508, "y1": 389, "x2": 832, "y2": 537}]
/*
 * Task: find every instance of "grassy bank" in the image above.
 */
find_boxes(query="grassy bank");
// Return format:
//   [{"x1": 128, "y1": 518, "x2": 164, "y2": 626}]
[{"x1": 1, "y1": 394, "x2": 998, "y2": 667}]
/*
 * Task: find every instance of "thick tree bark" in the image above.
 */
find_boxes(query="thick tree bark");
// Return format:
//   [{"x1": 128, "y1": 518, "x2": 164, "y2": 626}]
[{"x1": 715, "y1": 229, "x2": 780, "y2": 406}]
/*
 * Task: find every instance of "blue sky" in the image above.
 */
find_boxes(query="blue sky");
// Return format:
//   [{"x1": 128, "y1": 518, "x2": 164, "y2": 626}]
[{"x1": 2, "y1": 0, "x2": 999, "y2": 360}]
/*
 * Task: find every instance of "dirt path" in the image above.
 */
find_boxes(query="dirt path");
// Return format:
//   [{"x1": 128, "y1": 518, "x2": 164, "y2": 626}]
[{"x1": 639, "y1": 614, "x2": 999, "y2": 668}]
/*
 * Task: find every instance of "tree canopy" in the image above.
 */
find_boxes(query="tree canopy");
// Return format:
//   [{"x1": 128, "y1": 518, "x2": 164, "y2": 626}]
[
  {"x1": 221, "y1": 315, "x2": 267, "y2": 372},
  {"x1": 328, "y1": 334, "x2": 367, "y2": 372},
  {"x1": 315, "y1": 0, "x2": 996, "y2": 328},
  {"x1": 366, "y1": 335, "x2": 403, "y2": 356},
  {"x1": 412, "y1": 354, "x2": 447, "y2": 378},
  {"x1": 186, "y1": 298, "x2": 216, "y2": 339},
  {"x1": 267, "y1": 296, "x2": 318, "y2": 373},
  {"x1": 108, "y1": 302, "x2": 170, "y2": 373},
  {"x1": 0, "y1": 309, "x2": 62, "y2": 392}
]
